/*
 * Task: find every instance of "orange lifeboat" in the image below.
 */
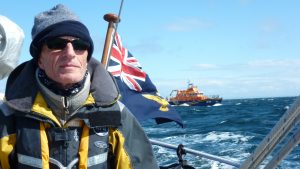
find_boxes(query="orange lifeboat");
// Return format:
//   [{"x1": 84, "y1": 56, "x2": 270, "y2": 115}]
[{"x1": 168, "y1": 83, "x2": 222, "y2": 106}]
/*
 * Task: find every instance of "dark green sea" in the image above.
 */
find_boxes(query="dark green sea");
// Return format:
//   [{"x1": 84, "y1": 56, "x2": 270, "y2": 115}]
[{"x1": 143, "y1": 96, "x2": 300, "y2": 169}]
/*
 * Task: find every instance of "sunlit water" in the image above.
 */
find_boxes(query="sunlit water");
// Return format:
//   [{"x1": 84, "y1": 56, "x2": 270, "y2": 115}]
[{"x1": 142, "y1": 96, "x2": 300, "y2": 169}]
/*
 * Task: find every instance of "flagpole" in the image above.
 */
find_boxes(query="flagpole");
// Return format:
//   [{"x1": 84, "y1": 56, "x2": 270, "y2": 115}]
[
  {"x1": 101, "y1": 0, "x2": 124, "y2": 69},
  {"x1": 101, "y1": 13, "x2": 119, "y2": 68}
]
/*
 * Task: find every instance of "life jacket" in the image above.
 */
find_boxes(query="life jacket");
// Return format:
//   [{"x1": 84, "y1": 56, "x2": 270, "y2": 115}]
[
  {"x1": 1, "y1": 92, "x2": 120, "y2": 168},
  {"x1": 1, "y1": 58, "x2": 160, "y2": 169}
]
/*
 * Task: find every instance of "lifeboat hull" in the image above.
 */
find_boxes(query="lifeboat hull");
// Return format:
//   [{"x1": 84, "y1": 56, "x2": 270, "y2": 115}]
[{"x1": 169, "y1": 98, "x2": 222, "y2": 106}]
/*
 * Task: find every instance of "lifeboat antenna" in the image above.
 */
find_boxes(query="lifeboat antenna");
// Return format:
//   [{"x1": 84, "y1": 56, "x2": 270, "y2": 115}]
[{"x1": 187, "y1": 80, "x2": 193, "y2": 88}]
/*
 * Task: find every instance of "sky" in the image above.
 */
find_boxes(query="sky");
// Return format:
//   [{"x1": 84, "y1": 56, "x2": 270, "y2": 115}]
[{"x1": 1, "y1": 0, "x2": 300, "y2": 99}]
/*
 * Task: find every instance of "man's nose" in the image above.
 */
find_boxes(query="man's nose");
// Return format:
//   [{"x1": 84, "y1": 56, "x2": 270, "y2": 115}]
[{"x1": 63, "y1": 42, "x2": 76, "y2": 57}]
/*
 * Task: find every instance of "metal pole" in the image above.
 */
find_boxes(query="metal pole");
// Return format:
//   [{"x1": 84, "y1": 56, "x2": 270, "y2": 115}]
[
  {"x1": 240, "y1": 96, "x2": 300, "y2": 169},
  {"x1": 264, "y1": 121, "x2": 300, "y2": 169}
]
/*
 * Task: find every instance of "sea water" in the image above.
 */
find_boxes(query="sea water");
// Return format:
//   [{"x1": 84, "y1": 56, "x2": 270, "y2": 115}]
[{"x1": 142, "y1": 96, "x2": 300, "y2": 169}]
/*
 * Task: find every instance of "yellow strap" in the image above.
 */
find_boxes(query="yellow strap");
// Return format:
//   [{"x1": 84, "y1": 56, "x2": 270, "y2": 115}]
[
  {"x1": 0, "y1": 133, "x2": 16, "y2": 168},
  {"x1": 109, "y1": 129, "x2": 132, "y2": 169},
  {"x1": 78, "y1": 124, "x2": 89, "y2": 168},
  {"x1": 40, "y1": 122, "x2": 50, "y2": 169}
]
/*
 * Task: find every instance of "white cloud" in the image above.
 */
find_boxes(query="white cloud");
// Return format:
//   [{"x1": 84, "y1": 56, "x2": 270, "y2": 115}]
[
  {"x1": 247, "y1": 59, "x2": 300, "y2": 69},
  {"x1": 195, "y1": 63, "x2": 218, "y2": 70},
  {"x1": 130, "y1": 39, "x2": 164, "y2": 55},
  {"x1": 154, "y1": 58, "x2": 300, "y2": 99},
  {"x1": 260, "y1": 19, "x2": 280, "y2": 33},
  {"x1": 164, "y1": 18, "x2": 214, "y2": 32}
]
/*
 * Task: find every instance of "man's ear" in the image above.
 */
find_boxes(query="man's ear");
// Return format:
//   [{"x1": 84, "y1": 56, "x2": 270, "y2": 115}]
[{"x1": 37, "y1": 57, "x2": 44, "y2": 69}]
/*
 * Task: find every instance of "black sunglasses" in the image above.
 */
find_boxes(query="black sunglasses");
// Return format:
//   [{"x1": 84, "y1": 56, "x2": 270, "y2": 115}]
[{"x1": 46, "y1": 38, "x2": 90, "y2": 51}]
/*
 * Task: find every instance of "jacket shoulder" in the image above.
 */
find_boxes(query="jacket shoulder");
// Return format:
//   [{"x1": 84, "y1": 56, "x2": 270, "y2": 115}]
[{"x1": 0, "y1": 101, "x2": 16, "y2": 117}]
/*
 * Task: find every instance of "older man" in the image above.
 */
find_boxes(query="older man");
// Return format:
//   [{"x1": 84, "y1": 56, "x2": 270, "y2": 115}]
[{"x1": 0, "y1": 4, "x2": 159, "y2": 169}]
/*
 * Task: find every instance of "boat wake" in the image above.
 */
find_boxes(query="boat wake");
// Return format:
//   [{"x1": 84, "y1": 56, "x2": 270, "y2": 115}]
[
  {"x1": 213, "y1": 103, "x2": 222, "y2": 107},
  {"x1": 179, "y1": 103, "x2": 190, "y2": 106}
]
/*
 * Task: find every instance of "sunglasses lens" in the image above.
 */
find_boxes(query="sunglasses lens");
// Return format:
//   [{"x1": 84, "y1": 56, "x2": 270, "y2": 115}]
[
  {"x1": 46, "y1": 38, "x2": 90, "y2": 51},
  {"x1": 46, "y1": 38, "x2": 67, "y2": 50},
  {"x1": 72, "y1": 39, "x2": 90, "y2": 50}
]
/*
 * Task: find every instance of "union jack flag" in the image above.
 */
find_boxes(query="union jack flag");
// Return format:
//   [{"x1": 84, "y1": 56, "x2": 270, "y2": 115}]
[
  {"x1": 107, "y1": 32, "x2": 183, "y2": 127},
  {"x1": 107, "y1": 33, "x2": 146, "y2": 92}
]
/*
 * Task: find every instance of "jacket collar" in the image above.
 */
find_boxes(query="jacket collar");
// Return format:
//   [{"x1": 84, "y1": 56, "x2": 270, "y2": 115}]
[{"x1": 5, "y1": 57, "x2": 120, "y2": 112}]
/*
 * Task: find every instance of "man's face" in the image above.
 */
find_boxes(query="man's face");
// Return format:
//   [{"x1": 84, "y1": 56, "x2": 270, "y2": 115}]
[{"x1": 38, "y1": 36, "x2": 89, "y2": 88}]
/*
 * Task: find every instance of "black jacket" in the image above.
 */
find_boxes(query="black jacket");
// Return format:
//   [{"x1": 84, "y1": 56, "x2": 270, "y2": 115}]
[{"x1": 0, "y1": 58, "x2": 159, "y2": 169}]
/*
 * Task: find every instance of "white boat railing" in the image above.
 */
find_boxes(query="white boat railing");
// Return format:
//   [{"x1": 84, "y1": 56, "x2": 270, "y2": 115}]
[{"x1": 150, "y1": 139, "x2": 241, "y2": 168}]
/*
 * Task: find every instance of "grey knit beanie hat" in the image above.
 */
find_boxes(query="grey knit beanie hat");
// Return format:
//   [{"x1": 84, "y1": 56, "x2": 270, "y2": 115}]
[{"x1": 30, "y1": 4, "x2": 94, "y2": 60}]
